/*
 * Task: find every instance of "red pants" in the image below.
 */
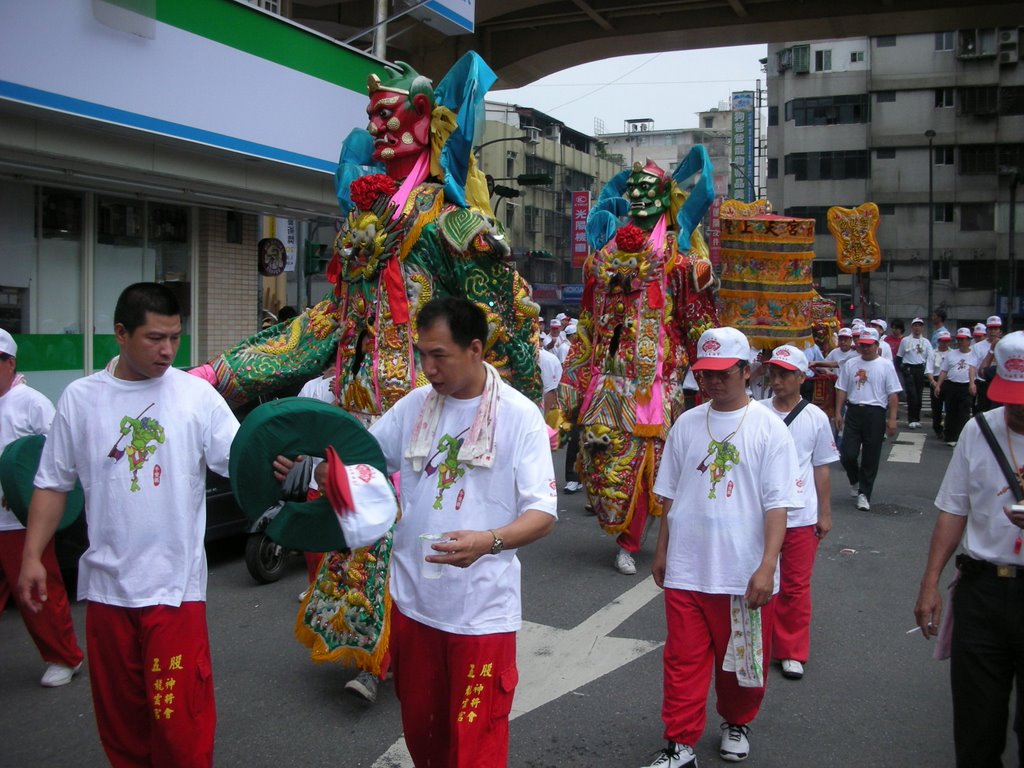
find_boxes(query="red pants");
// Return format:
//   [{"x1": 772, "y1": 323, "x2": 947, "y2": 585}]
[
  {"x1": 616, "y1": 491, "x2": 649, "y2": 553},
  {"x1": 0, "y1": 529, "x2": 83, "y2": 667},
  {"x1": 86, "y1": 601, "x2": 215, "y2": 768},
  {"x1": 303, "y1": 551, "x2": 322, "y2": 583},
  {"x1": 772, "y1": 524, "x2": 819, "y2": 663},
  {"x1": 390, "y1": 606, "x2": 517, "y2": 768},
  {"x1": 662, "y1": 589, "x2": 774, "y2": 746}
]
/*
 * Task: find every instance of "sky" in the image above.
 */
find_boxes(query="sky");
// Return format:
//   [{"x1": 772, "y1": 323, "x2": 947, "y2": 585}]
[{"x1": 489, "y1": 44, "x2": 769, "y2": 137}]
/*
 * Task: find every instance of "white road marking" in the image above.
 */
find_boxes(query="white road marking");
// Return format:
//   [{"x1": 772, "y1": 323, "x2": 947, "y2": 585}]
[
  {"x1": 371, "y1": 576, "x2": 664, "y2": 767},
  {"x1": 887, "y1": 431, "x2": 926, "y2": 463}
]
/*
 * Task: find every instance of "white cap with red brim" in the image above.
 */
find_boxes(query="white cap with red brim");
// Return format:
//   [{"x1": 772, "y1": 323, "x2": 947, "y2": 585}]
[
  {"x1": 691, "y1": 327, "x2": 751, "y2": 371},
  {"x1": 324, "y1": 447, "x2": 399, "y2": 549}
]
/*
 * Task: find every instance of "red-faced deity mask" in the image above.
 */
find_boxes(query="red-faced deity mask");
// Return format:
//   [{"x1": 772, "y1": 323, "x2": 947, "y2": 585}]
[{"x1": 366, "y1": 90, "x2": 432, "y2": 179}]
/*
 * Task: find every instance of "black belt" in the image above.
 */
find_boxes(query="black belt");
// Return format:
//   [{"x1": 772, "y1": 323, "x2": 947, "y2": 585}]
[
  {"x1": 956, "y1": 554, "x2": 1024, "y2": 579},
  {"x1": 847, "y1": 403, "x2": 885, "y2": 409},
  {"x1": 904, "y1": 363, "x2": 925, "y2": 368}
]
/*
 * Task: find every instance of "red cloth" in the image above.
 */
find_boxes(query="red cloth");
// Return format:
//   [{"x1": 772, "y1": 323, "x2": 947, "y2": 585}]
[
  {"x1": 615, "y1": 490, "x2": 649, "y2": 553},
  {"x1": 0, "y1": 529, "x2": 83, "y2": 666},
  {"x1": 771, "y1": 524, "x2": 820, "y2": 663},
  {"x1": 661, "y1": 589, "x2": 774, "y2": 746},
  {"x1": 85, "y1": 601, "x2": 215, "y2": 768},
  {"x1": 390, "y1": 606, "x2": 517, "y2": 768}
]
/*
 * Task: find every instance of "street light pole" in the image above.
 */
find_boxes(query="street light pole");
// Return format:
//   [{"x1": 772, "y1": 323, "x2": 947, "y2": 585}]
[
  {"x1": 925, "y1": 129, "x2": 936, "y2": 320},
  {"x1": 1010, "y1": 170, "x2": 1019, "y2": 331}
]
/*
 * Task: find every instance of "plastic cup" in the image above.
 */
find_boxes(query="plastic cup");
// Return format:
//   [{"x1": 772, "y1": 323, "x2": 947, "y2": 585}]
[{"x1": 419, "y1": 533, "x2": 450, "y2": 579}]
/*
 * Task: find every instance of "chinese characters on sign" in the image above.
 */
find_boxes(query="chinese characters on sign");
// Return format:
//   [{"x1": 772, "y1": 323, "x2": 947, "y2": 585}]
[{"x1": 571, "y1": 191, "x2": 591, "y2": 269}]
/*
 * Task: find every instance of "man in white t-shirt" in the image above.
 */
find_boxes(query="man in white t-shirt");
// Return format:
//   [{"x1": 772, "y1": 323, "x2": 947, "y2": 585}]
[
  {"x1": 897, "y1": 318, "x2": 934, "y2": 429},
  {"x1": 927, "y1": 330, "x2": 952, "y2": 438},
  {"x1": 914, "y1": 330, "x2": 1024, "y2": 767},
  {"x1": 0, "y1": 329, "x2": 84, "y2": 688},
  {"x1": 642, "y1": 327, "x2": 801, "y2": 768},
  {"x1": 762, "y1": 345, "x2": 840, "y2": 682},
  {"x1": 354, "y1": 297, "x2": 558, "y2": 767},
  {"x1": 544, "y1": 318, "x2": 568, "y2": 363},
  {"x1": 812, "y1": 327, "x2": 858, "y2": 373},
  {"x1": 870, "y1": 319, "x2": 894, "y2": 362},
  {"x1": 936, "y1": 328, "x2": 978, "y2": 447},
  {"x1": 834, "y1": 328, "x2": 902, "y2": 512},
  {"x1": 538, "y1": 347, "x2": 562, "y2": 413},
  {"x1": 973, "y1": 315, "x2": 1003, "y2": 413},
  {"x1": 18, "y1": 283, "x2": 238, "y2": 767}
]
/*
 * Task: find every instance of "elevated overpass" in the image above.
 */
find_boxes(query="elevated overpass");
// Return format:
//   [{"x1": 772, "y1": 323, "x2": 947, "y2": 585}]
[{"x1": 293, "y1": 0, "x2": 1024, "y2": 86}]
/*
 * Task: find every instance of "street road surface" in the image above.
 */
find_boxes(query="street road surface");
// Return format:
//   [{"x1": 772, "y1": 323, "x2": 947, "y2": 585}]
[{"x1": 1, "y1": 428, "x2": 982, "y2": 766}]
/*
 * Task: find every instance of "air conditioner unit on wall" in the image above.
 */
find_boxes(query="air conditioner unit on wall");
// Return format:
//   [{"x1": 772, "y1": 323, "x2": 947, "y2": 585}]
[
  {"x1": 545, "y1": 125, "x2": 562, "y2": 142},
  {"x1": 1000, "y1": 29, "x2": 1019, "y2": 45},
  {"x1": 1000, "y1": 49, "x2": 1019, "y2": 65}
]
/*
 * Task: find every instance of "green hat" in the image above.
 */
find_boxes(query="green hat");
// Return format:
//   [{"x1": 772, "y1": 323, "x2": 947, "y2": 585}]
[
  {"x1": 0, "y1": 434, "x2": 85, "y2": 529},
  {"x1": 229, "y1": 398, "x2": 388, "y2": 552}
]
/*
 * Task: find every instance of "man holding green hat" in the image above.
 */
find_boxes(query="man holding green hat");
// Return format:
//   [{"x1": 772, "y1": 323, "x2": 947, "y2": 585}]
[{"x1": 0, "y1": 328, "x2": 84, "y2": 688}]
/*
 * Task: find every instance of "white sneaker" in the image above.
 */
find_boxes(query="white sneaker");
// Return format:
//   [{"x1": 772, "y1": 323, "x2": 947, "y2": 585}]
[
  {"x1": 849, "y1": 484, "x2": 859, "y2": 498},
  {"x1": 908, "y1": 421, "x2": 919, "y2": 429},
  {"x1": 856, "y1": 493, "x2": 870, "y2": 511},
  {"x1": 345, "y1": 671, "x2": 379, "y2": 703},
  {"x1": 298, "y1": 587, "x2": 311, "y2": 602},
  {"x1": 719, "y1": 723, "x2": 750, "y2": 762},
  {"x1": 780, "y1": 659, "x2": 804, "y2": 679},
  {"x1": 614, "y1": 549, "x2": 637, "y2": 575},
  {"x1": 947, "y1": 441, "x2": 957, "y2": 447},
  {"x1": 640, "y1": 741, "x2": 697, "y2": 767},
  {"x1": 563, "y1": 480, "x2": 584, "y2": 494},
  {"x1": 40, "y1": 662, "x2": 83, "y2": 688}
]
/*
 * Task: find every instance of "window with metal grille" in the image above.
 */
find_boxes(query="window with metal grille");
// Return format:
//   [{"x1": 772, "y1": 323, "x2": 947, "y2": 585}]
[
  {"x1": 958, "y1": 145, "x2": 997, "y2": 174},
  {"x1": 959, "y1": 203, "x2": 994, "y2": 231},
  {"x1": 958, "y1": 86, "x2": 999, "y2": 116}
]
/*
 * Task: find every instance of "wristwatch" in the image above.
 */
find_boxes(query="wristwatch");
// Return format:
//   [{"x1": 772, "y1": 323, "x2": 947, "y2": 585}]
[{"x1": 488, "y1": 529, "x2": 504, "y2": 555}]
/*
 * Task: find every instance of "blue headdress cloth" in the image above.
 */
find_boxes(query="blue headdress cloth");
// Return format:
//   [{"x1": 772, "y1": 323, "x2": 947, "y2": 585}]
[{"x1": 586, "y1": 145, "x2": 715, "y2": 251}]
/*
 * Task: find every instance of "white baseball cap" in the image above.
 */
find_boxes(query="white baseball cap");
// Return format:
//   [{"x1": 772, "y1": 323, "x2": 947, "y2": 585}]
[
  {"x1": 0, "y1": 329, "x2": 16, "y2": 357},
  {"x1": 911, "y1": 317, "x2": 925, "y2": 326},
  {"x1": 767, "y1": 344, "x2": 809, "y2": 375},
  {"x1": 870, "y1": 318, "x2": 888, "y2": 333},
  {"x1": 549, "y1": 318, "x2": 562, "y2": 328},
  {"x1": 988, "y1": 315, "x2": 1003, "y2": 328},
  {"x1": 324, "y1": 448, "x2": 399, "y2": 550},
  {"x1": 837, "y1": 327, "x2": 853, "y2": 338},
  {"x1": 956, "y1": 327, "x2": 972, "y2": 339},
  {"x1": 973, "y1": 323, "x2": 987, "y2": 337},
  {"x1": 692, "y1": 327, "x2": 751, "y2": 371},
  {"x1": 988, "y1": 331, "x2": 1024, "y2": 405},
  {"x1": 858, "y1": 327, "x2": 880, "y2": 344},
  {"x1": 565, "y1": 322, "x2": 577, "y2": 335},
  {"x1": 937, "y1": 329, "x2": 952, "y2": 341}
]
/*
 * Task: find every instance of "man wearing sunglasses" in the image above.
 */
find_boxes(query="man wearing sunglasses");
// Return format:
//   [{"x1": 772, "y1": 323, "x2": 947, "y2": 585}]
[{"x1": 643, "y1": 327, "x2": 801, "y2": 767}]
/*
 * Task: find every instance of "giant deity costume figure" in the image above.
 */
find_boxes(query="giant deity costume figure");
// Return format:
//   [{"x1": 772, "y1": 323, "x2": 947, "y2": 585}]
[
  {"x1": 555, "y1": 151, "x2": 718, "y2": 574},
  {"x1": 192, "y1": 52, "x2": 540, "y2": 676}
]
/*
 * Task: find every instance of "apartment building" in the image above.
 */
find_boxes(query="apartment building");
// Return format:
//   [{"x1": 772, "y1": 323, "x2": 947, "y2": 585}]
[{"x1": 767, "y1": 30, "x2": 1024, "y2": 326}]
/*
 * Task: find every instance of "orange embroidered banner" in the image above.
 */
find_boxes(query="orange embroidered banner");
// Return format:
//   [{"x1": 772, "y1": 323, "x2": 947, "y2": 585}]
[{"x1": 828, "y1": 203, "x2": 881, "y2": 274}]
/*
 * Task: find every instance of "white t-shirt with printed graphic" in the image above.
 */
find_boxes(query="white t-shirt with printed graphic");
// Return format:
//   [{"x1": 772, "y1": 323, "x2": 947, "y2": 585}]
[
  {"x1": 928, "y1": 348, "x2": 950, "y2": 378},
  {"x1": 897, "y1": 335, "x2": 934, "y2": 365},
  {"x1": 653, "y1": 400, "x2": 802, "y2": 595},
  {"x1": 825, "y1": 347, "x2": 858, "y2": 367},
  {"x1": 837, "y1": 355, "x2": 903, "y2": 407},
  {"x1": 940, "y1": 349, "x2": 978, "y2": 384},
  {"x1": 369, "y1": 381, "x2": 558, "y2": 635},
  {"x1": 936, "y1": 409, "x2": 1024, "y2": 564},
  {"x1": 0, "y1": 384, "x2": 55, "y2": 531},
  {"x1": 762, "y1": 399, "x2": 840, "y2": 528},
  {"x1": 34, "y1": 368, "x2": 238, "y2": 607}
]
